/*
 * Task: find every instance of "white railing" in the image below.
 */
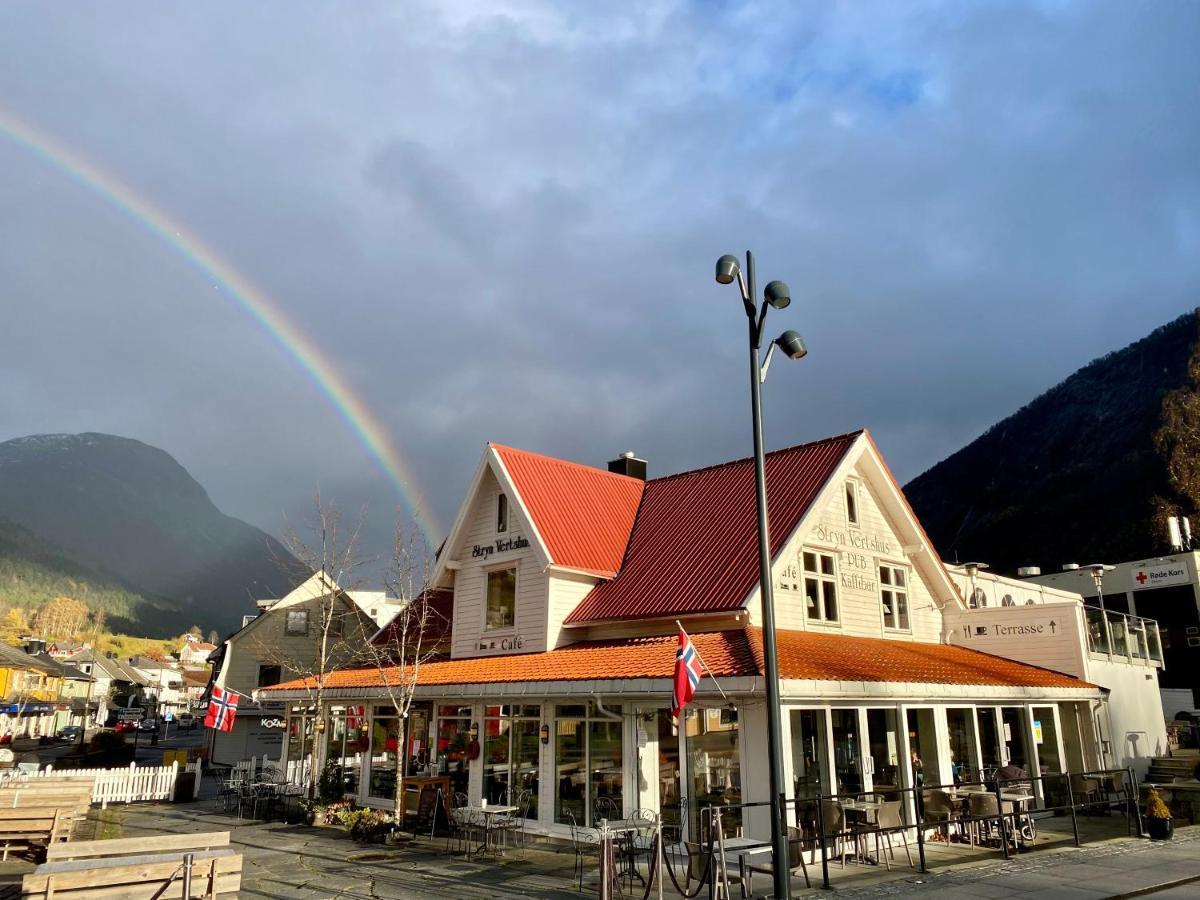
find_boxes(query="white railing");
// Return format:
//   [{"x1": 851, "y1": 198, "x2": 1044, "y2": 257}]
[{"x1": 36, "y1": 760, "x2": 203, "y2": 807}]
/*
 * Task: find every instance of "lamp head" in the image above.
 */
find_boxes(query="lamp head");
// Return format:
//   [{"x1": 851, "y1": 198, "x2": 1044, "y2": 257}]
[
  {"x1": 773, "y1": 330, "x2": 807, "y2": 360},
  {"x1": 764, "y1": 280, "x2": 791, "y2": 309},
  {"x1": 715, "y1": 254, "x2": 741, "y2": 285}
]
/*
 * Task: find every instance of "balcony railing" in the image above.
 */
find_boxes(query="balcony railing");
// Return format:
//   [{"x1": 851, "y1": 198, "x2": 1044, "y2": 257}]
[{"x1": 1085, "y1": 606, "x2": 1164, "y2": 666}]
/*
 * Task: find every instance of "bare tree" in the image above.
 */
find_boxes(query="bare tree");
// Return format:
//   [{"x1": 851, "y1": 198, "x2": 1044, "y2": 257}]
[
  {"x1": 356, "y1": 518, "x2": 447, "y2": 825},
  {"x1": 248, "y1": 496, "x2": 377, "y2": 798}
]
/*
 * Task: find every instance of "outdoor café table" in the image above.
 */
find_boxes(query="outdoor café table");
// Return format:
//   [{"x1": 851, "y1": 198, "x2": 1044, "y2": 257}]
[
  {"x1": 955, "y1": 788, "x2": 1036, "y2": 848},
  {"x1": 464, "y1": 805, "x2": 518, "y2": 856},
  {"x1": 602, "y1": 820, "x2": 647, "y2": 884},
  {"x1": 839, "y1": 798, "x2": 883, "y2": 864},
  {"x1": 720, "y1": 835, "x2": 772, "y2": 897}
]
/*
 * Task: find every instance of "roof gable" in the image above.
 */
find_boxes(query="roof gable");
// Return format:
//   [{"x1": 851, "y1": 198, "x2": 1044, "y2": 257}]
[
  {"x1": 564, "y1": 431, "x2": 861, "y2": 625},
  {"x1": 492, "y1": 444, "x2": 644, "y2": 577}
]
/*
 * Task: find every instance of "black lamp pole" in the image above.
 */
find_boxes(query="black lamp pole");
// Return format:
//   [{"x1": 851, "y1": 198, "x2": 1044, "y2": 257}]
[{"x1": 719, "y1": 249, "x2": 804, "y2": 899}]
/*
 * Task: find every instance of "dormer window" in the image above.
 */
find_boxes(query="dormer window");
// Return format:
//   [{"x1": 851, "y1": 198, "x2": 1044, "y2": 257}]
[
  {"x1": 846, "y1": 481, "x2": 860, "y2": 527},
  {"x1": 497, "y1": 493, "x2": 508, "y2": 534}
]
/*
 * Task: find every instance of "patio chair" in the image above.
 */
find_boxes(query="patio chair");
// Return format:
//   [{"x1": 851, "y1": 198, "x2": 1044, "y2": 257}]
[
  {"x1": 593, "y1": 796, "x2": 620, "y2": 825},
  {"x1": 967, "y1": 792, "x2": 1006, "y2": 847},
  {"x1": 922, "y1": 789, "x2": 957, "y2": 842},
  {"x1": 748, "y1": 825, "x2": 811, "y2": 890},
  {"x1": 621, "y1": 808, "x2": 657, "y2": 884},
  {"x1": 447, "y1": 791, "x2": 476, "y2": 856},
  {"x1": 819, "y1": 799, "x2": 850, "y2": 868},
  {"x1": 1070, "y1": 774, "x2": 1102, "y2": 809},
  {"x1": 861, "y1": 800, "x2": 912, "y2": 870},
  {"x1": 565, "y1": 809, "x2": 599, "y2": 892},
  {"x1": 495, "y1": 789, "x2": 532, "y2": 856},
  {"x1": 683, "y1": 841, "x2": 744, "y2": 899}
]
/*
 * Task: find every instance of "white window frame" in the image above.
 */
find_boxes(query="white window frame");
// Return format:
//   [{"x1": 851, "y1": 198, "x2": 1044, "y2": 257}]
[
  {"x1": 483, "y1": 564, "x2": 518, "y2": 633},
  {"x1": 284, "y1": 609, "x2": 309, "y2": 636},
  {"x1": 879, "y1": 563, "x2": 911, "y2": 633},
  {"x1": 845, "y1": 480, "x2": 861, "y2": 528},
  {"x1": 497, "y1": 493, "x2": 508, "y2": 534},
  {"x1": 802, "y1": 550, "x2": 840, "y2": 624}
]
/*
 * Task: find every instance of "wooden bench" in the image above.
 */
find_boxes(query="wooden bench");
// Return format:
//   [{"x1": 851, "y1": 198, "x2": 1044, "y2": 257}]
[
  {"x1": 0, "y1": 783, "x2": 94, "y2": 841},
  {"x1": 0, "y1": 807, "x2": 68, "y2": 860},
  {"x1": 23, "y1": 832, "x2": 241, "y2": 899}
]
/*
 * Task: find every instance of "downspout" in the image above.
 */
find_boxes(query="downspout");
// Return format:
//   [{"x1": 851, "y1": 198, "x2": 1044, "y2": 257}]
[{"x1": 590, "y1": 693, "x2": 624, "y2": 721}]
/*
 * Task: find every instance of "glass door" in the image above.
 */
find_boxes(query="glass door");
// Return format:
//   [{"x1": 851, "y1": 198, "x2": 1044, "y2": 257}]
[
  {"x1": 789, "y1": 709, "x2": 829, "y2": 800},
  {"x1": 655, "y1": 710, "x2": 684, "y2": 839},
  {"x1": 906, "y1": 708, "x2": 943, "y2": 787},
  {"x1": 831, "y1": 708, "x2": 863, "y2": 796},
  {"x1": 977, "y1": 707, "x2": 1002, "y2": 774},
  {"x1": 946, "y1": 708, "x2": 979, "y2": 784}
]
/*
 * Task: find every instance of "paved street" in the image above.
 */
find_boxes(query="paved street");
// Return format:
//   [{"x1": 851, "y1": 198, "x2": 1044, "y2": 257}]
[{"x1": 1, "y1": 796, "x2": 1193, "y2": 900}]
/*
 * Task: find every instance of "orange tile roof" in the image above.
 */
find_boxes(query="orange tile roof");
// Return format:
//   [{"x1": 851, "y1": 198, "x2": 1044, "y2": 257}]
[
  {"x1": 262, "y1": 628, "x2": 1093, "y2": 693},
  {"x1": 492, "y1": 443, "x2": 644, "y2": 576}
]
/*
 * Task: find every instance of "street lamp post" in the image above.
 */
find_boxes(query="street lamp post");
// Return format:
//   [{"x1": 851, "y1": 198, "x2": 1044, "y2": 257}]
[
  {"x1": 1084, "y1": 564, "x2": 1116, "y2": 656},
  {"x1": 716, "y1": 250, "x2": 807, "y2": 900}
]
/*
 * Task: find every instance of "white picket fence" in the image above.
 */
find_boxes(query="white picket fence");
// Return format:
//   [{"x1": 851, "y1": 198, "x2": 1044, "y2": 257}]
[{"x1": 37, "y1": 760, "x2": 203, "y2": 808}]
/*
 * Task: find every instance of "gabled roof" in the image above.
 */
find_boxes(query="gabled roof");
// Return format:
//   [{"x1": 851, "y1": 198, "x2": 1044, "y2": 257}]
[
  {"x1": 492, "y1": 444, "x2": 645, "y2": 577},
  {"x1": 0, "y1": 643, "x2": 59, "y2": 676},
  {"x1": 564, "y1": 432, "x2": 861, "y2": 625},
  {"x1": 262, "y1": 627, "x2": 1094, "y2": 692}
]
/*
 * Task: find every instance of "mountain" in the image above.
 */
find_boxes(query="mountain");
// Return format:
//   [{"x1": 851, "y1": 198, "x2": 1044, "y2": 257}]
[
  {"x1": 0, "y1": 433, "x2": 297, "y2": 636},
  {"x1": 904, "y1": 310, "x2": 1200, "y2": 573}
]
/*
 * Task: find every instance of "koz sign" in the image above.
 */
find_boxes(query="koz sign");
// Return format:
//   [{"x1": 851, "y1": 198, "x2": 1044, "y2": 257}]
[
  {"x1": 1132, "y1": 562, "x2": 1191, "y2": 591},
  {"x1": 260, "y1": 717, "x2": 286, "y2": 729}
]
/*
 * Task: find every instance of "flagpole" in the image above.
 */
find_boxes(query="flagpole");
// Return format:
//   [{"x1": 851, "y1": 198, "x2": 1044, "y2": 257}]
[{"x1": 674, "y1": 621, "x2": 730, "y2": 703}]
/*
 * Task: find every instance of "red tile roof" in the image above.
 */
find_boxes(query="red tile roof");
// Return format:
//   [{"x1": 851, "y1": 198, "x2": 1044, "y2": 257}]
[
  {"x1": 564, "y1": 432, "x2": 860, "y2": 625},
  {"x1": 493, "y1": 443, "x2": 644, "y2": 576},
  {"x1": 262, "y1": 627, "x2": 1093, "y2": 692}
]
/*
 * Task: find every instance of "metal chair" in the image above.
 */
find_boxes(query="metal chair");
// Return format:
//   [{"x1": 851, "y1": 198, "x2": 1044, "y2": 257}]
[
  {"x1": 565, "y1": 809, "x2": 599, "y2": 892},
  {"x1": 447, "y1": 791, "x2": 475, "y2": 856},
  {"x1": 495, "y1": 789, "x2": 532, "y2": 855},
  {"x1": 593, "y1": 795, "x2": 620, "y2": 825},
  {"x1": 748, "y1": 825, "x2": 811, "y2": 890},
  {"x1": 820, "y1": 799, "x2": 850, "y2": 868},
  {"x1": 862, "y1": 800, "x2": 912, "y2": 870},
  {"x1": 684, "y1": 840, "x2": 744, "y2": 899},
  {"x1": 968, "y1": 792, "x2": 1005, "y2": 847}
]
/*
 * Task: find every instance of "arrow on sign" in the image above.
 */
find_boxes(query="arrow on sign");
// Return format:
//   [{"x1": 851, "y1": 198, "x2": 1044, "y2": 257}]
[{"x1": 1049, "y1": 620, "x2": 1057, "y2": 633}]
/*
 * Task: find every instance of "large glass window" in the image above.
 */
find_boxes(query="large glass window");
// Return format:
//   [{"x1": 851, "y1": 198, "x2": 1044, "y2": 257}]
[
  {"x1": 803, "y1": 551, "x2": 839, "y2": 623},
  {"x1": 654, "y1": 710, "x2": 683, "y2": 839},
  {"x1": 947, "y1": 708, "x2": 978, "y2": 784},
  {"x1": 368, "y1": 712, "x2": 400, "y2": 801},
  {"x1": 978, "y1": 707, "x2": 1002, "y2": 771},
  {"x1": 866, "y1": 708, "x2": 901, "y2": 794},
  {"x1": 790, "y1": 709, "x2": 829, "y2": 800},
  {"x1": 1032, "y1": 706, "x2": 1062, "y2": 775},
  {"x1": 831, "y1": 709, "x2": 862, "y2": 795},
  {"x1": 485, "y1": 568, "x2": 516, "y2": 631},
  {"x1": 484, "y1": 704, "x2": 540, "y2": 818},
  {"x1": 436, "y1": 705, "x2": 472, "y2": 797},
  {"x1": 286, "y1": 711, "x2": 315, "y2": 786},
  {"x1": 323, "y1": 707, "x2": 365, "y2": 797},
  {"x1": 880, "y1": 566, "x2": 910, "y2": 631},
  {"x1": 906, "y1": 708, "x2": 942, "y2": 787},
  {"x1": 554, "y1": 703, "x2": 624, "y2": 827},
  {"x1": 687, "y1": 707, "x2": 741, "y2": 839},
  {"x1": 1001, "y1": 706, "x2": 1031, "y2": 771}
]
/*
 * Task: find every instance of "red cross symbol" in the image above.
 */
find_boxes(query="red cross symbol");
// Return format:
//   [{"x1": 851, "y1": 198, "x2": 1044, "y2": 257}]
[{"x1": 1136, "y1": 571, "x2": 1147, "y2": 585}]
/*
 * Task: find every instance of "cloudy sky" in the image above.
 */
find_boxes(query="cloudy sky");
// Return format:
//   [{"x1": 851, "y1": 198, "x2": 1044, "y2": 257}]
[{"x1": 1, "y1": 1, "x2": 1197, "y2": 569}]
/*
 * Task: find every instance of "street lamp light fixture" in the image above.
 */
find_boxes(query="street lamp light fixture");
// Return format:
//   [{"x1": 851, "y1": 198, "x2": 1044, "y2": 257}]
[{"x1": 714, "y1": 249, "x2": 805, "y2": 900}]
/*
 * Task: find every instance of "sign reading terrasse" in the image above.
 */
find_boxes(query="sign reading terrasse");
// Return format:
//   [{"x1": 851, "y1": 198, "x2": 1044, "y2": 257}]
[
  {"x1": 471, "y1": 535, "x2": 530, "y2": 560},
  {"x1": 1132, "y1": 561, "x2": 1191, "y2": 591},
  {"x1": 961, "y1": 620, "x2": 1060, "y2": 639}
]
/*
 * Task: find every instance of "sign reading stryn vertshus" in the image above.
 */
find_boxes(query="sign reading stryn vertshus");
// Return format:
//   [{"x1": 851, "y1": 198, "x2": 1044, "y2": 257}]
[
  {"x1": 1132, "y1": 561, "x2": 1191, "y2": 591},
  {"x1": 471, "y1": 535, "x2": 530, "y2": 560}
]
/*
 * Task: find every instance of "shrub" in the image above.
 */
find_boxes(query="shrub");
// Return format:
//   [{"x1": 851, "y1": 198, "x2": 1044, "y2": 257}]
[{"x1": 334, "y1": 807, "x2": 395, "y2": 843}]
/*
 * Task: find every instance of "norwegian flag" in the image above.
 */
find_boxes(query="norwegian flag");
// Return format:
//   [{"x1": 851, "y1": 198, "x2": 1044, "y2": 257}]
[
  {"x1": 671, "y1": 627, "x2": 704, "y2": 719},
  {"x1": 204, "y1": 685, "x2": 239, "y2": 733},
  {"x1": 345, "y1": 705, "x2": 366, "y2": 730}
]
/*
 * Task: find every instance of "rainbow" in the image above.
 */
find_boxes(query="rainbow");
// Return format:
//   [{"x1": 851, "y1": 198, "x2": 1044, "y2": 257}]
[{"x1": 0, "y1": 107, "x2": 440, "y2": 543}]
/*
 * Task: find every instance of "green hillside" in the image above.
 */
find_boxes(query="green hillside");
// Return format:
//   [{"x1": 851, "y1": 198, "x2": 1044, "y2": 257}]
[{"x1": 0, "y1": 517, "x2": 184, "y2": 635}]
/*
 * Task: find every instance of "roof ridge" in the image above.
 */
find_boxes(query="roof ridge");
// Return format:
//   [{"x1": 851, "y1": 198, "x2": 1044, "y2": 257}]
[
  {"x1": 490, "y1": 442, "x2": 643, "y2": 484},
  {"x1": 645, "y1": 429, "x2": 865, "y2": 486}
]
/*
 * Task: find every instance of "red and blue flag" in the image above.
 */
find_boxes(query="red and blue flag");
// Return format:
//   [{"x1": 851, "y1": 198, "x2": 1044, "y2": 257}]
[
  {"x1": 671, "y1": 627, "x2": 703, "y2": 719},
  {"x1": 204, "y1": 685, "x2": 239, "y2": 733}
]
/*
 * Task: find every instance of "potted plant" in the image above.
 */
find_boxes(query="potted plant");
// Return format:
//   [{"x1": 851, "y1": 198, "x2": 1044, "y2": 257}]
[{"x1": 1145, "y1": 786, "x2": 1173, "y2": 840}]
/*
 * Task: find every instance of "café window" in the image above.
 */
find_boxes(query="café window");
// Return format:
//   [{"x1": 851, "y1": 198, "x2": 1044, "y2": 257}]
[
  {"x1": 483, "y1": 704, "x2": 541, "y2": 819},
  {"x1": 257, "y1": 664, "x2": 282, "y2": 687},
  {"x1": 846, "y1": 481, "x2": 860, "y2": 527},
  {"x1": 285, "y1": 609, "x2": 309, "y2": 635},
  {"x1": 497, "y1": 493, "x2": 508, "y2": 534},
  {"x1": 436, "y1": 705, "x2": 473, "y2": 797},
  {"x1": 880, "y1": 565, "x2": 909, "y2": 631},
  {"x1": 803, "y1": 551, "x2": 839, "y2": 623},
  {"x1": 486, "y1": 567, "x2": 517, "y2": 631},
  {"x1": 555, "y1": 702, "x2": 623, "y2": 827}
]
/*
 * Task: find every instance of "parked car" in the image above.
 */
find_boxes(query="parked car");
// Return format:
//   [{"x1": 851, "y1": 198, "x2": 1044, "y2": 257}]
[
  {"x1": 114, "y1": 720, "x2": 138, "y2": 733},
  {"x1": 137, "y1": 718, "x2": 159, "y2": 732},
  {"x1": 56, "y1": 725, "x2": 83, "y2": 742},
  {"x1": 176, "y1": 713, "x2": 195, "y2": 728}
]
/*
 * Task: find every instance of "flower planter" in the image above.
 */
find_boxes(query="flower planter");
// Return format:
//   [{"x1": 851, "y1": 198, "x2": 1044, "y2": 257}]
[{"x1": 1146, "y1": 816, "x2": 1173, "y2": 840}]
